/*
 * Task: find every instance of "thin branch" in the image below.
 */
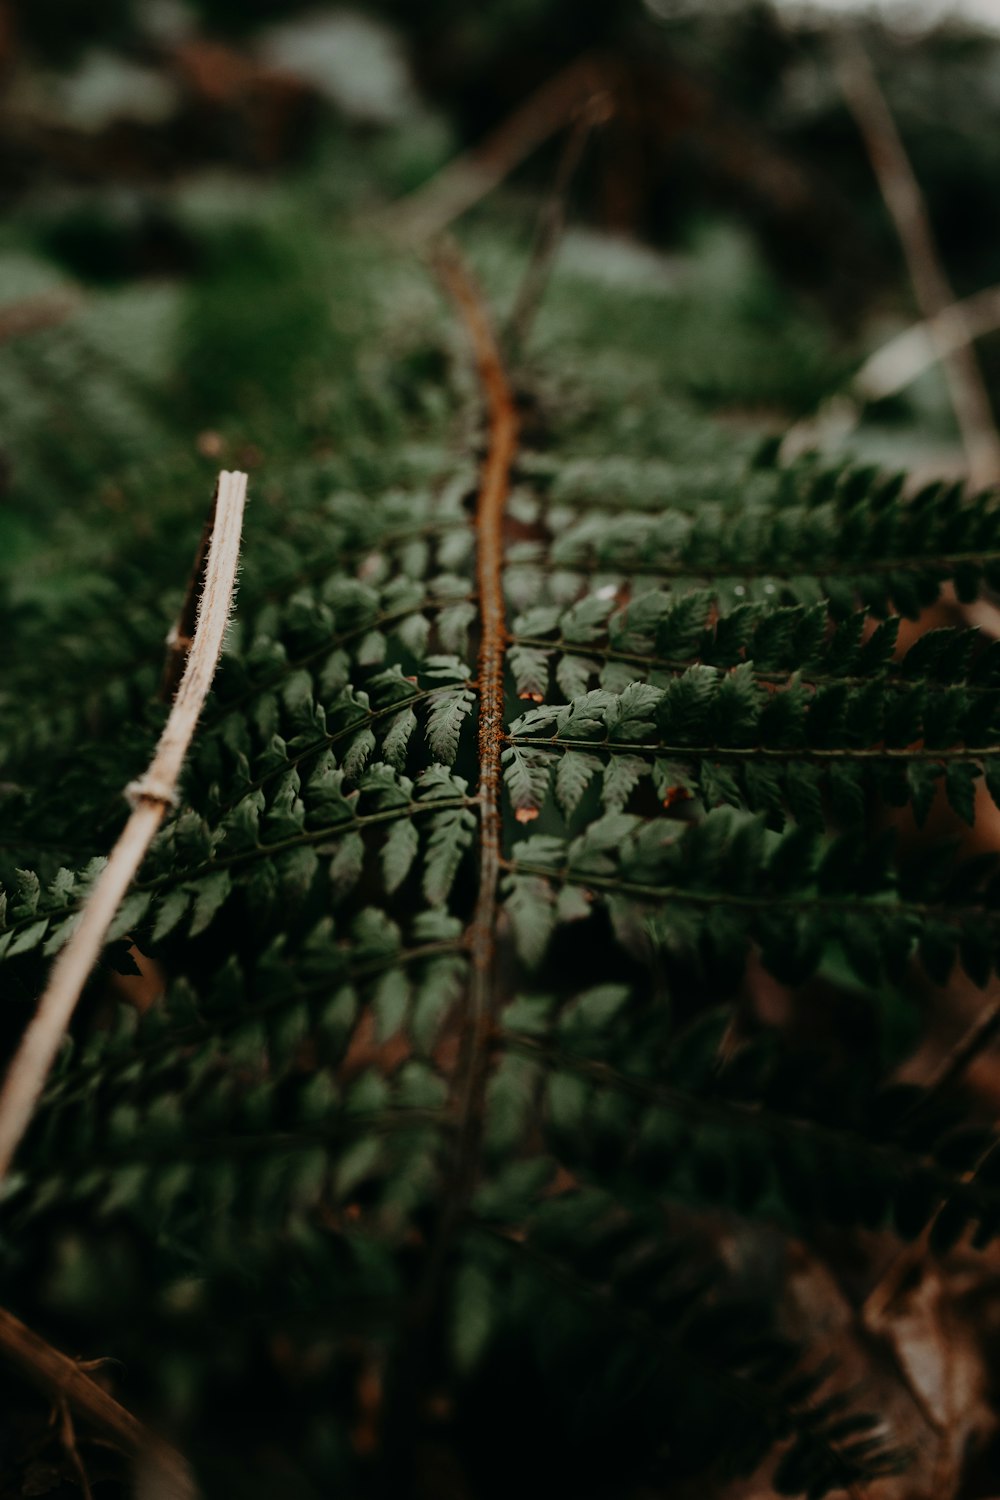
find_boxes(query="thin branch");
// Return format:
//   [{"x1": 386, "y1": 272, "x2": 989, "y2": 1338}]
[
  {"x1": 783, "y1": 280, "x2": 1000, "y2": 463},
  {"x1": 391, "y1": 54, "x2": 614, "y2": 244},
  {"x1": 0, "y1": 471, "x2": 247, "y2": 1183},
  {"x1": 0, "y1": 1306, "x2": 195, "y2": 1498},
  {"x1": 833, "y1": 31, "x2": 1000, "y2": 488},
  {"x1": 505, "y1": 88, "x2": 614, "y2": 356},
  {"x1": 855, "y1": 282, "x2": 1000, "y2": 405}
]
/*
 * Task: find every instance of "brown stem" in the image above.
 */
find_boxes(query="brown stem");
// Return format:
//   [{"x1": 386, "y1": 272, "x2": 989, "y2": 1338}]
[
  {"x1": 377, "y1": 245, "x2": 518, "y2": 1493},
  {"x1": 434, "y1": 239, "x2": 518, "y2": 1200},
  {"x1": 0, "y1": 1307, "x2": 195, "y2": 1498}
]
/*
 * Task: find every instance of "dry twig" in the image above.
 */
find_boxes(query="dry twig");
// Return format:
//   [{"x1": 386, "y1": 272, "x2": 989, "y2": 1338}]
[
  {"x1": 834, "y1": 31, "x2": 1000, "y2": 488},
  {"x1": 391, "y1": 54, "x2": 614, "y2": 244},
  {"x1": 505, "y1": 88, "x2": 614, "y2": 356},
  {"x1": 0, "y1": 1306, "x2": 195, "y2": 1499},
  {"x1": 855, "y1": 282, "x2": 1000, "y2": 406},
  {"x1": 782, "y1": 281, "x2": 1000, "y2": 466},
  {"x1": 0, "y1": 470, "x2": 247, "y2": 1182}
]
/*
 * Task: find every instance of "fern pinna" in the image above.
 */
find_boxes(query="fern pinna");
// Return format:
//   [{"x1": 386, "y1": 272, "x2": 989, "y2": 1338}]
[{"x1": 3, "y1": 208, "x2": 1000, "y2": 1499}]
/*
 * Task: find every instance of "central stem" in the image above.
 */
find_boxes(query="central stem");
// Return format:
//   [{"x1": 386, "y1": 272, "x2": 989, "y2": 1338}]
[
  {"x1": 435, "y1": 239, "x2": 519, "y2": 1206},
  {"x1": 378, "y1": 247, "x2": 519, "y2": 1497}
]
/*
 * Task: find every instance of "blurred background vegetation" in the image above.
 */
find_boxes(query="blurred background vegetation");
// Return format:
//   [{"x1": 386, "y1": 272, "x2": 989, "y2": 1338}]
[{"x1": 3, "y1": 0, "x2": 1000, "y2": 480}]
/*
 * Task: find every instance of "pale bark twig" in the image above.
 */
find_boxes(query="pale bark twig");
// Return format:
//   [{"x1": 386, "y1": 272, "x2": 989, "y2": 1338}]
[
  {"x1": 855, "y1": 283, "x2": 1000, "y2": 405},
  {"x1": 834, "y1": 31, "x2": 1000, "y2": 488},
  {"x1": 782, "y1": 282, "x2": 1000, "y2": 464},
  {"x1": 0, "y1": 470, "x2": 247, "y2": 1182}
]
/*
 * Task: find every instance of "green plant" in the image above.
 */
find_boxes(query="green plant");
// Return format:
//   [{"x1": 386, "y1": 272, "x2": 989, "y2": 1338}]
[{"x1": 2, "y1": 185, "x2": 1000, "y2": 1498}]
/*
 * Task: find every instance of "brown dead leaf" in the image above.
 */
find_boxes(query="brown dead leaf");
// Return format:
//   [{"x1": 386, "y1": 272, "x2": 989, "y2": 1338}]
[{"x1": 109, "y1": 946, "x2": 165, "y2": 1014}]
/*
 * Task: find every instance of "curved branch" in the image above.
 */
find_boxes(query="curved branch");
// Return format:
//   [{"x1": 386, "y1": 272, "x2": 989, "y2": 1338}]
[
  {"x1": 855, "y1": 283, "x2": 1000, "y2": 405},
  {"x1": 0, "y1": 1306, "x2": 195, "y2": 1498}
]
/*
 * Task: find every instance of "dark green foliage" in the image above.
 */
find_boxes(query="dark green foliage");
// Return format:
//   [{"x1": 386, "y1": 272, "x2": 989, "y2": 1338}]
[{"x1": 2, "y1": 183, "x2": 1000, "y2": 1499}]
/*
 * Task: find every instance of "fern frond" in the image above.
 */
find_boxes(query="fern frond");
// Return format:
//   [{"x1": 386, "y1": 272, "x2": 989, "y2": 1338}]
[{"x1": 4, "y1": 190, "x2": 1000, "y2": 1497}]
